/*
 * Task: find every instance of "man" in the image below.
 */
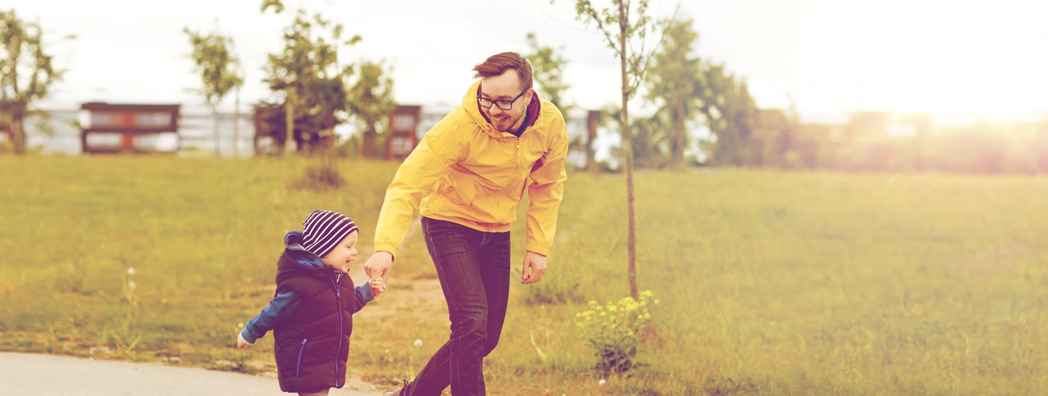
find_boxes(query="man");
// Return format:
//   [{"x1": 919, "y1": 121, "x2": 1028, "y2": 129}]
[{"x1": 365, "y1": 52, "x2": 568, "y2": 396}]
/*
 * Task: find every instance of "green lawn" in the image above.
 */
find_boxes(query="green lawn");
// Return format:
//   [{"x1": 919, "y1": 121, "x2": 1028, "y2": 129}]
[{"x1": 1, "y1": 156, "x2": 1047, "y2": 395}]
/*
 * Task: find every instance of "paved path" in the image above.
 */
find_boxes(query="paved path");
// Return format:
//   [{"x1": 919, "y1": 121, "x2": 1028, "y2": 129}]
[{"x1": 0, "y1": 352, "x2": 381, "y2": 396}]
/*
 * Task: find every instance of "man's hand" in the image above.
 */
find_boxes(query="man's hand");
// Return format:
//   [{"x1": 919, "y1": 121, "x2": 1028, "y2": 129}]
[
  {"x1": 237, "y1": 333, "x2": 252, "y2": 350},
  {"x1": 521, "y1": 251, "x2": 547, "y2": 284},
  {"x1": 363, "y1": 251, "x2": 394, "y2": 284}
]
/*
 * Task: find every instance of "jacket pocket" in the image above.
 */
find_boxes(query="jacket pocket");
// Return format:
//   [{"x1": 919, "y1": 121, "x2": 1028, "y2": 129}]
[
  {"x1": 438, "y1": 177, "x2": 477, "y2": 207},
  {"x1": 295, "y1": 338, "x2": 307, "y2": 377}
]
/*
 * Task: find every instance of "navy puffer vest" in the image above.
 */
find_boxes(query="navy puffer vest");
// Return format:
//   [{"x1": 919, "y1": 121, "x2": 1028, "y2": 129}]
[{"x1": 272, "y1": 247, "x2": 358, "y2": 392}]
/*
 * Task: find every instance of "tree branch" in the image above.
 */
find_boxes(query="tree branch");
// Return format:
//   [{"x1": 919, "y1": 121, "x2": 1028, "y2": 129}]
[
  {"x1": 628, "y1": 0, "x2": 682, "y2": 93},
  {"x1": 582, "y1": 5, "x2": 623, "y2": 58}
]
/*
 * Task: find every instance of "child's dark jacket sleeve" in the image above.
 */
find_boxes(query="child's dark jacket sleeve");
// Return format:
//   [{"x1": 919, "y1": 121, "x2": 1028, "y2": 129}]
[
  {"x1": 240, "y1": 290, "x2": 300, "y2": 344},
  {"x1": 353, "y1": 283, "x2": 375, "y2": 314}
]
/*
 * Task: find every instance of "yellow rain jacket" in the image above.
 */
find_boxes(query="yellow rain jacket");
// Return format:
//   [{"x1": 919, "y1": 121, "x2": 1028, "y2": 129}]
[{"x1": 373, "y1": 81, "x2": 568, "y2": 257}]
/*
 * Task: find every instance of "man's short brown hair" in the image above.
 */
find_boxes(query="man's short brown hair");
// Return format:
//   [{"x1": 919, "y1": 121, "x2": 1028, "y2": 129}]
[{"x1": 473, "y1": 52, "x2": 533, "y2": 90}]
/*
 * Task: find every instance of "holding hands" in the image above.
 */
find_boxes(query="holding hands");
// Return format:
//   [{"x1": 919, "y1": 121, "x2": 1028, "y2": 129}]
[
  {"x1": 369, "y1": 275, "x2": 386, "y2": 297},
  {"x1": 363, "y1": 251, "x2": 394, "y2": 285}
]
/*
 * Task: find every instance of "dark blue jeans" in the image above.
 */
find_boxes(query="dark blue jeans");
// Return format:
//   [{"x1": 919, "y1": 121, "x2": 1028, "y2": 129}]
[{"x1": 404, "y1": 217, "x2": 511, "y2": 396}]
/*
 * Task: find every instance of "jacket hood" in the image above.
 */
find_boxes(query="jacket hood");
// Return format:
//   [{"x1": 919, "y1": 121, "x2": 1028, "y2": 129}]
[{"x1": 276, "y1": 231, "x2": 331, "y2": 284}]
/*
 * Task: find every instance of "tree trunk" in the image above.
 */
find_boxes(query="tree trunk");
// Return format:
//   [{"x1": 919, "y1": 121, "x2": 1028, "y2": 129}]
[
  {"x1": 619, "y1": 0, "x2": 639, "y2": 301},
  {"x1": 284, "y1": 88, "x2": 296, "y2": 155},
  {"x1": 355, "y1": 134, "x2": 363, "y2": 159},
  {"x1": 233, "y1": 89, "x2": 240, "y2": 158},
  {"x1": 586, "y1": 111, "x2": 598, "y2": 172},
  {"x1": 671, "y1": 98, "x2": 686, "y2": 169},
  {"x1": 212, "y1": 105, "x2": 221, "y2": 158},
  {"x1": 11, "y1": 107, "x2": 26, "y2": 156},
  {"x1": 362, "y1": 129, "x2": 377, "y2": 158}
]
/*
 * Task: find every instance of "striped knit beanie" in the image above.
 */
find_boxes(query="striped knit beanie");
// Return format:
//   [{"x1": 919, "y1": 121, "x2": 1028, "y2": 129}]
[{"x1": 302, "y1": 210, "x2": 358, "y2": 259}]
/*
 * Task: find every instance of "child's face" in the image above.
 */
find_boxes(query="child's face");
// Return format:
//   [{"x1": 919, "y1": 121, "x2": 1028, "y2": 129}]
[{"x1": 322, "y1": 231, "x2": 358, "y2": 273}]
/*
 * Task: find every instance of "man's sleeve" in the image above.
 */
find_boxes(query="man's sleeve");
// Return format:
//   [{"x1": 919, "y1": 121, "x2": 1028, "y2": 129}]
[
  {"x1": 240, "y1": 290, "x2": 300, "y2": 344},
  {"x1": 373, "y1": 118, "x2": 465, "y2": 258},
  {"x1": 525, "y1": 116, "x2": 569, "y2": 256}
]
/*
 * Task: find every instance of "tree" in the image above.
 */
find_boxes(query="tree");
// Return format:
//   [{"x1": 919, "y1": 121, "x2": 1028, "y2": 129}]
[
  {"x1": 261, "y1": 1, "x2": 396, "y2": 161},
  {"x1": 525, "y1": 32, "x2": 588, "y2": 168},
  {"x1": 0, "y1": 9, "x2": 62, "y2": 156},
  {"x1": 563, "y1": 0, "x2": 679, "y2": 300},
  {"x1": 260, "y1": 0, "x2": 285, "y2": 14},
  {"x1": 232, "y1": 64, "x2": 244, "y2": 157},
  {"x1": 345, "y1": 60, "x2": 396, "y2": 158},
  {"x1": 262, "y1": 5, "x2": 359, "y2": 154},
  {"x1": 525, "y1": 33, "x2": 573, "y2": 113},
  {"x1": 602, "y1": 104, "x2": 669, "y2": 169},
  {"x1": 184, "y1": 26, "x2": 244, "y2": 158},
  {"x1": 646, "y1": 17, "x2": 701, "y2": 170},
  {"x1": 695, "y1": 63, "x2": 759, "y2": 166}
]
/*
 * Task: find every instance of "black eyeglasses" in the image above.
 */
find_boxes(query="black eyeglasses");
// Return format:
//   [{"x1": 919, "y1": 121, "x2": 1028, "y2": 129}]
[{"x1": 477, "y1": 89, "x2": 526, "y2": 111}]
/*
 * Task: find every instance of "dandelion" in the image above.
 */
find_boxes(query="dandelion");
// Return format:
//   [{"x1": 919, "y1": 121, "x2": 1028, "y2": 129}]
[
  {"x1": 128, "y1": 280, "x2": 136, "y2": 290},
  {"x1": 127, "y1": 267, "x2": 136, "y2": 276},
  {"x1": 414, "y1": 339, "x2": 423, "y2": 347},
  {"x1": 599, "y1": 379, "x2": 606, "y2": 385}
]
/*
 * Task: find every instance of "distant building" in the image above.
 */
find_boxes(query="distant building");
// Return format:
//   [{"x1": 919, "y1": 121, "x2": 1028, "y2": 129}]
[
  {"x1": 19, "y1": 101, "x2": 600, "y2": 163},
  {"x1": 80, "y1": 103, "x2": 180, "y2": 154},
  {"x1": 178, "y1": 105, "x2": 255, "y2": 156},
  {"x1": 387, "y1": 105, "x2": 422, "y2": 161}
]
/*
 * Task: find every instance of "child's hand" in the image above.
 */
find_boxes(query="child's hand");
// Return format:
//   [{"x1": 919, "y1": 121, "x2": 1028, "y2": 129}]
[
  {"x1": 370, "y1": 277, "x2": 386, "y2": 297},
  {"x1": 237, "y1": 333, "x2": 252, "y2": 350}
]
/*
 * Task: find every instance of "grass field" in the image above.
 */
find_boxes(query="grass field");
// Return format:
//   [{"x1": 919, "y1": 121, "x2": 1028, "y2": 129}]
[{"x1": 2, "y1": 156, "x2": 1047, "y2": 395}]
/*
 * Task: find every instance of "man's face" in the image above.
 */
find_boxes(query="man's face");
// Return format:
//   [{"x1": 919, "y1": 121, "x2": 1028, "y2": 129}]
[
  {"x1": 479, "y1": 70, "x2": 532, "y2": 133},
  {"x1": 322, "y1": 231, "x2": 358, "y2": 273}
]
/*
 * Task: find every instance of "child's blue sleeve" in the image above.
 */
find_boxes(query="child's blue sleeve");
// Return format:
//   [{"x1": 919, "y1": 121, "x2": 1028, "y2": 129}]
[
  {"x1": 240, "y1": 290, "x2": 300, "y2": 344},
  {"x1": 352, "y1": 283, "x2": 375, "y2": 314}
]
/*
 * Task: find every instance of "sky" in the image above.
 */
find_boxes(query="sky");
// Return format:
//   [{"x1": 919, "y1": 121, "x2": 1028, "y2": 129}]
[{"x1": 9, "y1": 0, "x2": 1048, "y2": 126}]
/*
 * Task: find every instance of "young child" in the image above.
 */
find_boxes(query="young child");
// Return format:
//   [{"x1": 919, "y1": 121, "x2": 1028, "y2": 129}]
[{"x1": 237, "y1": 210, "x2": 385, "y2": 396}]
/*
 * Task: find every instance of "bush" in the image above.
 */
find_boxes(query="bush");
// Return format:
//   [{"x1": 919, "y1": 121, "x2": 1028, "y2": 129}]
[
  {"x1": 292, "y1": 153, "x2": 344, "y2": 190},
  {"x1": 574, "y1": 290, "x2": 659, "y2": 375}
]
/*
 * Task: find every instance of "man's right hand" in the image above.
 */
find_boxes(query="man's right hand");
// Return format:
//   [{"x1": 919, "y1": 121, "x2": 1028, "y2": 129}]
[{"x1": 363, "y1": 251, "x2": 394, "y2": 284}]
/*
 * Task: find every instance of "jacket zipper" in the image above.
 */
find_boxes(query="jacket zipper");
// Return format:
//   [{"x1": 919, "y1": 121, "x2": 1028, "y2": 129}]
[
  {"x1": 330, "y1": 271, "x2": 345, "y2": 387},
  {"x1": 295, "y1": 338, "x2": 308, "y2": 377},
  {"x1": 515, "y1": 136, "x2": 521, "y2": 171}
]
